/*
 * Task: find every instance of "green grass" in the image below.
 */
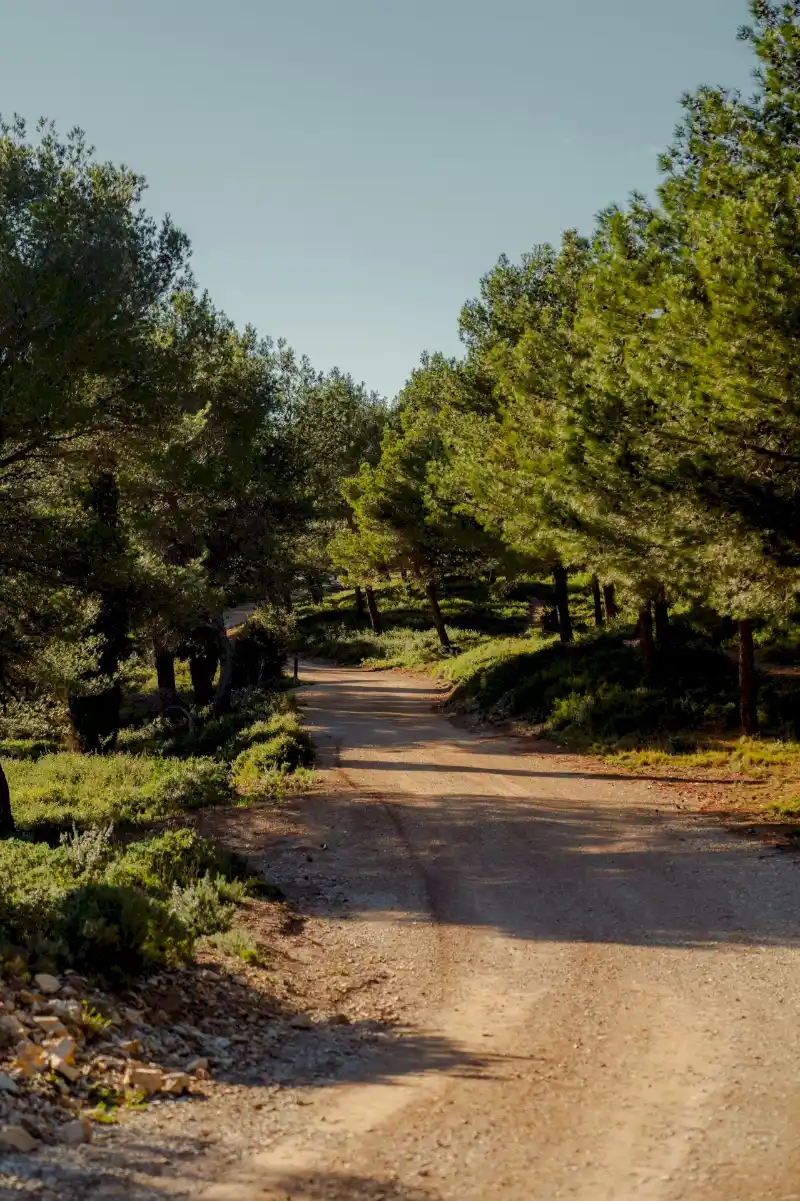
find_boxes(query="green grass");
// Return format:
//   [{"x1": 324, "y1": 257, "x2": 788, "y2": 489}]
[
  {"x1": 0, "y1": 675, "x2": 316, "y2": 982},
  {"x1": 0, "y1": 826, "x2": 276, "y2": 984},
  {"x1": 7, "y1": 753, "x2": 232, "y2": 837}
]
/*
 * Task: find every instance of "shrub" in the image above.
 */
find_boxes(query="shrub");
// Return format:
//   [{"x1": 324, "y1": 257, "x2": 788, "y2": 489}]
[
  {"x1": 231, "y1": 605, "x2": 296, "y2": 689},
  {"x1": 60, "y1": 823, "x2": 115, "y2": 877},
  {"x1": 169, "y1": 875, "x2": 236, "y2": 936},
  {"x1": 199, "y1": 927, "x2": 263, "y2": 966},
  {"x1": 6, "y1": 752, "x2": 232, "y2": 835},
  {"x1": 60, "y1": 884, "x2": 193, "y2": 985}
]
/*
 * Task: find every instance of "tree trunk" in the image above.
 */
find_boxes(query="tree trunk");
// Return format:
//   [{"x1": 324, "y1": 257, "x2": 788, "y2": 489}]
[
  {"x1": 638, "y1": 602, "x2": 656, "y2": 679},
  {"x1": 293, "y1": 655, "x2": 299, "y2": 682},
  {"x1": 0, "y1": 761, "x2": 14, "y2": 836},
  {"x1": 654, "y1": 586, "x2": 670, "y2": 650},
  {"x1": 306, "y1": 576, "x2": 324, "y2": 605},
  {"x1": 69, "y1": 471, "x2": 126, "y2": 751},
  {"x1": 425, "y1": 582, "x2": 451, "y2": 651},
  {"x1": 553, "y1": 565, "x2": 573, "y2": 644},
  {"x1": 603, "y1": 583, "x2": 619, "y2": 620},
  {"x1": 738, "y1": 619, "x2": 759, "y2": 736},
  {"x1": 591, "y1": 575, "x2": 604, "y2": 627},
  {"x1": 354, "y1": 586, "x2": 366, "y2": 620},
  {"x1": 154, "y1": 640, "x2": 177, "y2": 714},
  {"x1": 190, "y1": 651, "x2": 217, "y2": 707},
  {"x1": 365, "y1": 586, "x2": 382, "y2": 633},
  {"x1": 212, "y1": 617, "x2": 233, "y2": 715}
]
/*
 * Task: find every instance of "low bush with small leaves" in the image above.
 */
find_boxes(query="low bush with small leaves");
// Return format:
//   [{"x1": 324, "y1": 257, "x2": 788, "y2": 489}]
[
  {"x1": 60, "y1": 884, "x2": 194, "y2": 985},
  {"x1": 0, "y1": 672, "x2": 313, "y2": 982},
  {"x1": 169, "y1": 875, "x2": 236, "y2": 937},
  {"x1": 5, "y1": 753, "x2": 232, "y2": 838}
]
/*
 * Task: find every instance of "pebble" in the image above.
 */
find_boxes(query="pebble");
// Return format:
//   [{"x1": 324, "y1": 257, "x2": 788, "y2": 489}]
[
  {"x1": 0, "y1": 1123, "x2": 39, "y2": 1152},
  {"x1": 34, "y1": 975, "x2": 61, "y2": 997},
  {"x1": 58, "y1": 1117, "x2": 93, "y2": 1145}
]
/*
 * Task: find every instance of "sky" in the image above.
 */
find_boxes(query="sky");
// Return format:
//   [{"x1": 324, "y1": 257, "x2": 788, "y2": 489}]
[{"x1": 1, "y1": 0, "x2": 755, "y2": 398}]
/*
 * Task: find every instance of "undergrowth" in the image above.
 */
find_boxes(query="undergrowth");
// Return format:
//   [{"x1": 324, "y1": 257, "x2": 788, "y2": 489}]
[{"x1": 0, "y1": 669, "x2": 315, "y2": 983}]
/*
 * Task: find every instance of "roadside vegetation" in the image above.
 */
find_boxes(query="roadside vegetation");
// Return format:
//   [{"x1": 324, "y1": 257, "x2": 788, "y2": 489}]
[
  {"x1": 0, "y1": 605, "x2": 315, "y2": 986},
  {"x1": 4, "y1": 2, "x2": 800, "y2": 986},
  {"x1": 298, "y1": 575, "x2": 800, "y2": 816}
]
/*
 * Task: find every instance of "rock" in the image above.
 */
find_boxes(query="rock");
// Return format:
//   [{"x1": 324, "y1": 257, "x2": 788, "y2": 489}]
[
  {"x1": 289, "y1": 1015, "x2": 313, "y2": 1030},
  {"x1": 14, "y1": 1040, "x2": 48, "y2": 1077},
  {"x1": 0, "y1": 1073, "x2": 18, "y2": 1095},
  {"x1": 34, "y1": 974, "x2": 61, "y2": 996},
  {"x1": 124, "y1": 1065, "x2": 164, "y2": 1096},
  {"x1": 330, "y1": 1013, "x2": 351, "y2": 1026},
  {"x1": 19, "y1": 1117, "x2": 45, "y2": 1141},
  {"x1": 58, "y1": 1117, "x2": 92, "y2": 1145},
  {"x1": 48, "y1": 1035, "x2": 80, "y2": 1082},
  {"x1": 47, "y1": 1034, "x2": 76, "y2": 1064},
  {"x1": 34, "y1": 1016, "x2": 68, "y2": 1038},
  {"x1": 117, "y1": 1038, "x2": 140, "y2": 1057},
  {"x1": 0, "y1": 1124, "x2": 39, "y2": 1152},
  {"x1": 185, "y1": 1057, "x2": 209, "y2": 1076},
  {"x1": 162, "y1": 1072, "x2": 191, "y2": 1096},
  {"x1": 51, "y1": 1058, "x2": 80, "y2": 1084},
  {"x1": 47, "y1": 1000, "x2": 83, "y2": 1025},
  {"x1": 0, "y1": 1014, "x2": 27, "y2": 1044}
]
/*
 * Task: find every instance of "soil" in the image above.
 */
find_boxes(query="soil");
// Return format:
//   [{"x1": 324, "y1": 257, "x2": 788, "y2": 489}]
[{"x1": 5, "y1": 660, "x2": 800, "y2": 1200}]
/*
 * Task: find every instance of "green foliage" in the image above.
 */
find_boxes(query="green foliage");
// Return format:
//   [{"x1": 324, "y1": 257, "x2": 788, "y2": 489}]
[
  {"x1": 60, "y1": 884, "x2": 193, "y2": 985},
  {"x1": 0, "y1": 822, "x2": 281, "y2": 982},
  {"x1": 169, "y1": 875, "x2": 236, "y2": 937},
  {"x1": 231, "y1": 606, "x2": 297, "y2": 688},
  {"x1": 232, "y1": 712, "x2": 315, "y2": 794},
  {"x1": 6, "y1": 752, "x2": 231, "y2": 837},
  {"x1": 198, "y1": 928, "x2": 264, "y2": 966}
]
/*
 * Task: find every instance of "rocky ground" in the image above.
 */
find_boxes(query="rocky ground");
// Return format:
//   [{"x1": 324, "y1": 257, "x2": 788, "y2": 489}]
[
  {"x1": 4, "y1": 660, "x2": 800, "y2": 1200},
  {"x1": 0, "y1": 796, "x2": 413, "y2": 1200}
]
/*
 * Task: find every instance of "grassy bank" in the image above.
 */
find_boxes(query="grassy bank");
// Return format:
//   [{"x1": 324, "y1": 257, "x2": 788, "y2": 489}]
[
  {"x1": 298, "y1": 578, "x2": 800, "y2": 815},
  {"x1": 0, "y1": 666, "x2": 316, "y2": 983}
]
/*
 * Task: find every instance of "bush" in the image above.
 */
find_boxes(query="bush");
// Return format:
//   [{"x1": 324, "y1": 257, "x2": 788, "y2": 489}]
[
  {"x1": 169, "y1": 875, "x2": 236, "y2": 936},
  {"x1": 60, "y1": 884, "x2": 194, "y2": 985},
  {"x1": 6, "y1": 752, "x2": 232, "y2": 835},
  {"x1": 199, "y1": 927, "x2": 263, "y2": 966},
  {"x1": 232, "y1": 711, "x2": 314, "y2": 794},
  {"x1": 231, "y1": 605, "x2": 296, "y2": 689}
]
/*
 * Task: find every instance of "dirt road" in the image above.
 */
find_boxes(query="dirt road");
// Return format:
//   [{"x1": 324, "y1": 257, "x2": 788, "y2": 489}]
[{"x1": 201, "y1": 661, "x2": 800, "y2": 1201}]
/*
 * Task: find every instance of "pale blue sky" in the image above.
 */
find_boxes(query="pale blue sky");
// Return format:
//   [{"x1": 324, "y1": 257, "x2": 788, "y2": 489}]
[{"x1": 1, "y1": 0, "x2": 754, "y2": 397}]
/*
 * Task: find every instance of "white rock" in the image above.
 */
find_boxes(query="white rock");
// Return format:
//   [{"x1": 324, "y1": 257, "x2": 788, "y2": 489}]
[
  {"x1": 185, "y1": 1056, "x2": 209, "y2": 1075},
  {"x1": 48, "y1": 1034, "x2": 80, "y2": 1082},
  {"x1": 162, "y1": 1072, "x2": 191, "y2": 1096},
  {"x1": 124, "y1": 1064, "x2": 164, "y2": 1096},
  {"x1": 13, "y1": 1040, "x2": 48, "y2": 1077},
  {"x1": 33, "y1": 973, "x2": 61, "y2": 996},
  {"x1": 0, "y1": 1124, "x2": 39, "y2": 1152},
  {"x1": 34, "y1": 1015, "x2": 68, "y2": 1037},
  {"x1": 58, "y1": 1117, "x2": 92, "y2": 1145},
  {"x1": 47, "y1": 1034, "x2": 76, "y2": 1064}
]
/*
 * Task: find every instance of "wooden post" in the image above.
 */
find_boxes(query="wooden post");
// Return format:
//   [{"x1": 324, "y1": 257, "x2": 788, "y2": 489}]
[
  {"x1": 365, "y1": 587, "x2": 382, "y2": 633},
  {"x1": 0, "y1": 762, "x2": 14, "y2": 836}
]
